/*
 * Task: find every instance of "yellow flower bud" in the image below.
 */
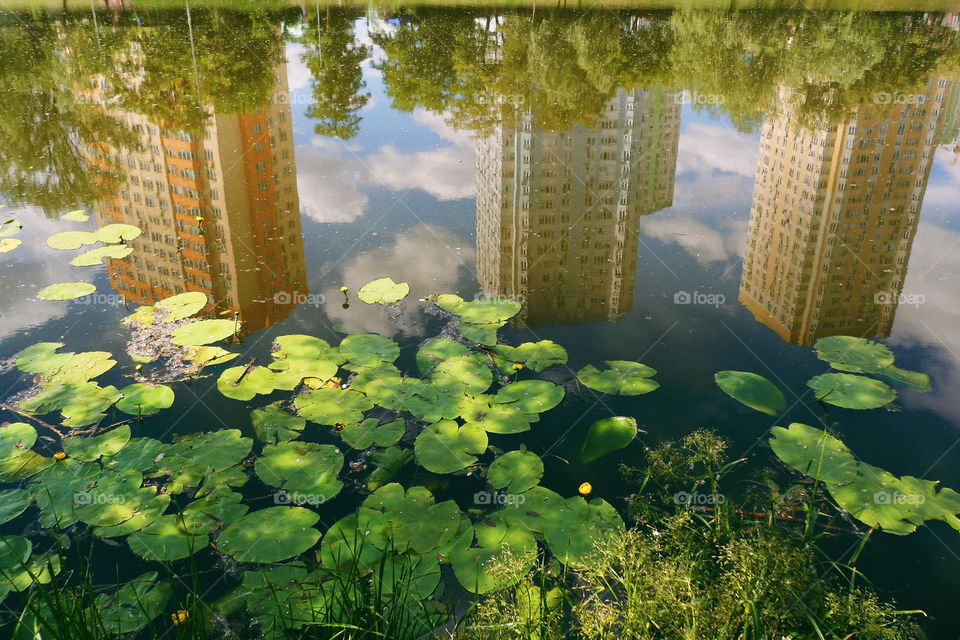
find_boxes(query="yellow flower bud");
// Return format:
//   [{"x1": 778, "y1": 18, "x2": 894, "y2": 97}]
[
  {"x1": 578, "y1": 482, "x2": 592, "y2": 496},
  {"x1": 511, "y1": 363, "x2": 524, "y2": 371},
  {"x1": 171, "y1": 610, "x2": 189, "y2": 625},
  {"x1": 340, "y1": 286, "x2": 349, "y2": 293}
]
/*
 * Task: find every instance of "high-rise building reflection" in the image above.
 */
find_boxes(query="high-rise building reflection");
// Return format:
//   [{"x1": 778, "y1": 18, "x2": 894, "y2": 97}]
[
  {"x1": 476, "y1": 87, "x2": 681, "y2": 326},
  {"x1": 739, "y1": 73, "x2": 956, "y2": 346},
  {"x1": 83, "y1": 58, "x2": 306, "y2": 333}
]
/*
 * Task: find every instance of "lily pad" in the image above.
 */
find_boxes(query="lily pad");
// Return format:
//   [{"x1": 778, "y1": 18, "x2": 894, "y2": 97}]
[
  {"x1": 170, "y1": 319, "x2": 238, "y2": 346},
  {"x1": 217, "y1": 507, "x2": 322, "y2": 563},
  {"x1": 63, "y1": 425, "x2": 131, "y2": 461},
  {"x1": 116, "y1": 383, "x2": 174, "y2": 415},
  {"x1": 488, "y1": 450, "x2": 544, "y2": 494},
  {"x1": 218, "y1": 366, "x2": 279, "y2": 401},
  {"x1": 541, "y1": 497, "x2": 624, "y2": 565},
  {"x1": 295, "y1": 388, "x2": 373, "y2": 426},
  {"x1": 714, "y1": 371, "x2": 786, "y2": 416},
  {"x1": 20, "y1": 382, "x2": 121, "y2": 427},
  {"x1": 0, "y1": 489, "x2": 32, "y2": 525},
  {"x1": 416, "y1": 338, "x2": 469, "y2": 375},
  {"x1": 0, "y1": 219, "x2": 21, "y2": 237},
  {"x1": 339, "y1": 334, "x2": 400, "y2": 368},
  {"x1": 0, "y1": 239, "x2": 21, "y2": 253},
  {"x1": 37, "y1": 282, "x2": 97, "y2": 301},
  {"x1": 494, "y1": 380, "x2": 564, "y2": 414},
  {"x1": 16, "y1": 346, "x2": 116, "y2": 384},
  {"x1": 0, "y1": 423, "x2": 36, "y2": 462},
  {"x1": 577, "y1": 360, "x2": 659, "y2": 395},
  {"x1": 358, "y1": 277, "x2": 410, "y2": 304},
  {"x1": 94, "y1": 223, "x2": 142, "y2": 243},
  {"x1": 155, "y1": 291, "x2": 208, "y2": 322},
  {"x1": 357, "y1": 484, "x2": 462, "y2": 554},
  {"x1": 70, "y1": 245, "x2": 133, "y2": 267},
  {"x1": 127, "y1": 516, "x2": 208, "y2": 561},
  {"x1": 252, "y1": 404, "x2": 306, "y2": 443},
  {"x1": 814, "y1": 336, "x2": 894, "y2": 373},
  {"x1": 414, "y1": 420, "x2": 488, "y2": 474},
  {"x1": 341, "y1": 418, "x2": 405, "y2": 450},
  {"x1": 493, "y1": 341, "x2": 568, "y2": 373},
  {"x1": 459, "y1": 395, "x2": 539, "y2": 434},
  {"x1": 62, "y1": 209, "x2": 89, "y2": 221},
  {"x1": 450, "y1": 519, "x2": 536, "y2": 594},
  {"x1": 768, "y1": 423, "x2": 861, "y2": 485},
  {"x1": 807, "y1": 373, "x2": 896, "y2": 409},
  {"x1": 255, "y1": 442, "x2": 344, "y2": 503},
  {"x1": 94, "y1": 572, "x2": 171, "y2": 634},
  {"x1": 46, "y1": 230, "x2": 97, "y2": 250},
  {"x1": 433, "y1": 354, "x2": 493, "y2": 395},
  {"x1": 877, "y1": 364, "x2": 932, "y2": 393},
  {"x1": 436, "y1": 294, "x2": 521, "y2": 324},
  {"x1": 580, "y1": 416, "x2": 639, "y2": 463}
]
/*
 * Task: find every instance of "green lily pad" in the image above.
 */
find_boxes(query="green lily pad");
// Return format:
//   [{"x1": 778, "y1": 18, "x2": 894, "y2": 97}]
[
  {"x1": 128, "y1": 516, "x2": 208, "y2": 560},
  {"x1": 415, "y1": 420, "x2": 488, "y2": 474},
  {"x1": 577, "y1": 360, "x2": 659, "y2": 395},
  {"x1": 62, "y1": 209, "x2": 89, "y2": 221},
  {"x1": 185, "y1": 345, "x2": 238, "y2": 368},
  {"x1": 416, "y1": 338, "x2": 469, "y2": 375},
  {"x1": 28, "y1": 458, "x2": 102, "y2": 527},
  {"x1": 339, "y1": 334, "x2": 400, "y2": 368},
  {"x1": 170, "y1": 319, "x2": 238, "y2": 346},
  {"x1": 364, "y1": 446, "x2": 415, "y2": 492},
  {"x1": 295, "y1": 388, "x2": 373, "y2": 426},
  {"x1": 218, "y1": 366, "x2": 279, "y2": 401},
  {"x1": 808, "y1": 373, "x2": 896, "y2": 409},
  {"x1": 768, "y1": 423, "x2": 861, "y2": 485},
  {"x1": 94, "y1": 223, "x2": 142, "y2": 243},
  {"x1": 341, "y1": 418, "x2": 405, "y2": 450},
  {"x1": 436, "y1": 294, "x2": 522, "y2": 324},
  {"x1": 269, "y1": 335, "x2": 342, "y2": 387},
  {"x1": 94, "y1": 493, "x2": 171, "y2": 538},
  {"x1": 459, "y1": 321, "x2": 505, "y2": 346},
  {"x1": 116, "y1": 383, "x2": 174, "y2": 415},
  {"x1": 714, "y1": 371, "x2": 786, "y2": 416},
  {"x1": 15, "y1": 342, "x2": 71, "y2": 377},
  {"x1": 319, "y1": 513, "x2": 388, "y2": 572},
  {"x1": 0, "y1": 489, "x2": 32, "y2": 525},
  {"x1": 494, "y1": 380, "x2": 564, "y2": 414},
  {"x1": 70, "y1": 245, "x2": 133, "y2": 266},
  {"x1": 488, "y1": 449, "x2": 544, "y2": 494},
  {"x1": 877, "y1": 364, "x2": 932, "y2": 393},
  {"x1": 0, "y1": 219, "x2": 21, "y2": 237},
  {"x1": 450, "y1": 519, "x2": 536, "y2": 594},
  {"x1": 16, "y1": 345, "x2": 116, "y2": 384},
  {"x1": 252, "y1": 403, "x2": 306, "y2": 443},
  {"x1": 0, "y1": 423, "x2": 36, "y2": 462},
  {"x1": 813, "y1": 336, "x2": 894, "y2": 373},
  {"x1": 0, "y1": 450, "x2": 55, "y2": 482},
  {"x1": 358, "y1": 277, "x2": 410, "y2": 304},
  {"x1": 433, "y1": 354, "x2": 493, "y2": 395},
  {"x1": 493, "y1": 341, "x2": 568, "y2": 373},
  {"x1": 94, "y1": 572, "x2": 170, "y2": 634},
  {"x1": 255, "y1": 442, "x2": 344, "y2": 503},
  {"x1": 0, "y1": 536, "x2": 32, "y2": 600},
  {"x1": 180, "y1": 485, "x2": 249, "y2": 535},
  {"x1": 155, "y1": 291, "x2": 208, "y2": 322},
  {"x1": 168, "y1": 429, "x2": 252, "y2": 474},
  {"x1": 37, "y1": 282, "x2": 97, "y2": 301},
  {"x1": 580, "y1": 416, "x2": 639, "y2": 463},
  {"x1": 217, "y1": 507, "x2": 322, "y2": 563},
  {"x1": 63, "y1": 425, "x2": 131, "y2": 461},
  {"x1": 20, "y1": 382, "x2": 121, "y2": 427},
  {"x1": 46, "y1": 230, "x2": 97, "y2": 250},
  {"x1": 0, "y1": 239, "x2": 21, "y2": 253},
  {"x1": 459, "y1": 395, "x2": 539, "y2": 434},
  {"x1": 357, "y1": 484, "x2": 462, "y2": 554},
  {"x1": 542, "y1": 497, "x2": 624, "y2": 566}
]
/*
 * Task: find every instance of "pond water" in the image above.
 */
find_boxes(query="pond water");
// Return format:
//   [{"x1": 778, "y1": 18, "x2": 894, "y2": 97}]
[{"x1": 1, "y1": 4, "x2": 959, "y2": 637}]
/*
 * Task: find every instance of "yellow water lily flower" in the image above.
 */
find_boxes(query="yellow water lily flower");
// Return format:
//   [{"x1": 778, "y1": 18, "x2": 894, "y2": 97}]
[
  {"x1": 578, "y1": 482, "x2": 592, "y2": 496},
  {"x1": 511, "y1": 363, "x2": 524, "y2": 371},
  {"x1": 53, "y1": 452, "x2": 67, "y2": 461},
  {"x1": 340, "y1": 286, "x2": 349, "y2": 293},
  {"x1": 171, "y1": 610, "x2": 189, "y2": 625}
]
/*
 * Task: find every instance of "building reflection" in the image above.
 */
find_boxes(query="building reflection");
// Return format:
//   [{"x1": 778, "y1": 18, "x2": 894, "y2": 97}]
[
  {"x1": 83, "y1": 58, "x2": 307, "y2": 333},
  {"x1": 739, "y1": 73, "x2": 957, "y2": 346},
  {"x1": 476, "y1": 87, "x2": 681, "y2": 326}
]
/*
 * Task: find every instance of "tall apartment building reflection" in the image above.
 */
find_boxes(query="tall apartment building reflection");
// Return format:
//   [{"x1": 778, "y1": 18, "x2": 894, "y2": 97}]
[
  {"x1": 476, "y1": 87, "x2": 680, "y2": 326},
  {"x1": 84, "y1": 61, "x2": 306, "y2": 333},
  {"x1": 739, "y1": 74, "x2": 955, "y2": 346}
]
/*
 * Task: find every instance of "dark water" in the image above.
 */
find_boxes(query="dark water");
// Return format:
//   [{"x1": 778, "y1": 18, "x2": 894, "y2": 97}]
[{"x1": 1, "y1": 5, "x2": 959, "y2": 636}]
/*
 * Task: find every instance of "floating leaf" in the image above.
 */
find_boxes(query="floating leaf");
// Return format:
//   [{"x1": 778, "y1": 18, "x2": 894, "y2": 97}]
[
  {"x1": 493, "y1": 341, "x2": 568, "y2": 373},
  {"x1": 116, "y1": 383, "x2": 174, "y2": 415},
  {"x1": 170, "y1": 319, "x2": 238, "y2": 346},
  {"x1": 62, "y1": 209, "x2": 89, "y2": 221},
  {"x1": 436, "y1": 294, "x2": 521, "y2": 324},
  {"x1": 16, "y1": 345, "x2": 116, "y2": 384},
  {"x1": 128, "y1": 516, "x2": 207, "y2": 561},
  {"x1": 155, "y1": 291, "x2": 208, "y2": 322},
  {"x1": 358, "y1": 277, "x2": 410, "y2": 304},
  {"x1": 341, "y1": 418, "x2": 405, "y2": 450},
  {"x1": 0, "y1": 423, "x2": 37, "y2": 462},
  {"x1": 488, "y1": 450, "x2": 543, "y2": 494},
  {"x1": 339, "y1": 333, "x2": 400, "y2": 368},
  {"x1": 0, "y1": 490, "x2": 32, "y2": 525},
  {"x1": 577, "y1": 360, "x2": 659, "y2": 395},
  {"x1": 0, "y1": 239, "x2": 21, "y2": 253},
  {"x1": 217, "y1": 366, "x2": 278, "y2": 401},
  {"x1": 94, "y1": 223, "x2": 142, "y2": 243},
  {"x1": 0, "y1": 219, "x2": 22, "y2": 237},
  {"x1": 356, "y1": 484, "x2": 461, "y2": 554},
  {"x1": 46, "y1": 230, "x2": 97, "y2": 250},
  {"x1": 0, "y1": 451, "x2": 55, "y2": 483},
  {"x1": 251, "y1": 404, "x2": 305, "y2": 443},
  {"x1": 63, "y1": 425, "x2": 131, "y2": 461},
  {"x1": 180, "y1": 485, "x2": 248, "y2": 535},
  {"x1": 768, "y1": 423, "x2": 861, "y2": 485},
  {"x1": 0, "y1": 536, "x2": 32, "y2": 600},
  {"x1": 185, "y1": 345, "x2": 238, "y2": 368},
  {"x1": 217, "y1": 507, "x2": 321, "y2": 563},
  {"x1": 414, "y1": 420, "x2": 488, "y2": 474},
  {"x1": 541, "y1": 497, "x2": 624, "y2": 566},
  {"x1": 451, "y1": 518, "x2": 536, "y2": 594},
  {"x1": 70, "y1": 245, "x2": 133, "y2": 266},
  {"x1": 416, "y1": 338, "x2": 469, "y2": 375},
  {"x1": 580, "y1": 416, "x2": 638, "y2": 463},
  {"x1": 255, "y1": 442, "x2": 344, "y2": 503},
  {"x1": 458, "y1": 321, "x2": 504, "y2": 346},
  {"x1": 20, "y1": 382, "x2": 121, "y2": 427},
  {"x1": 364, "y1": 447, "x2": 415, "y2": 492},
  {"x1": 270, "y1": 335, "x2": 342, "y2": 386},
  {"x1": 814, "y1": 336, "x2": 894, "y2": 373},
  {"x1": 15, "y1": 342, "x2": 70, "y2": 377},
  {"x1": 877, "y1": 364, "x2": 931, "y2": 393},
  {"x1": 94, "y1": 572, "x2": 171, "y2": 634},
  {"x1": 94, "y1": 493, "x2": 170, "y2": 538},
  {"x1": 807, "y1": 373, "x2": 895, "y2": 409},
  {"x1": 494, "y1": 380, "x2": 564, "y2": 414},
  {"x1": 459, "y1": 395, "x2": 539, "y2": 434},
  {"x1": 714, "y1": 371, "x2": 786, "y2": 416},
  {"x1": 433, "y1": 354, "x2": 493, "y2": 395},
  {"x1": 37, "y1": 282, "x2": 96, "y2": 301},
  {"x1": 295, "y1": 388, "x2": 373, "y2": 426}
]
